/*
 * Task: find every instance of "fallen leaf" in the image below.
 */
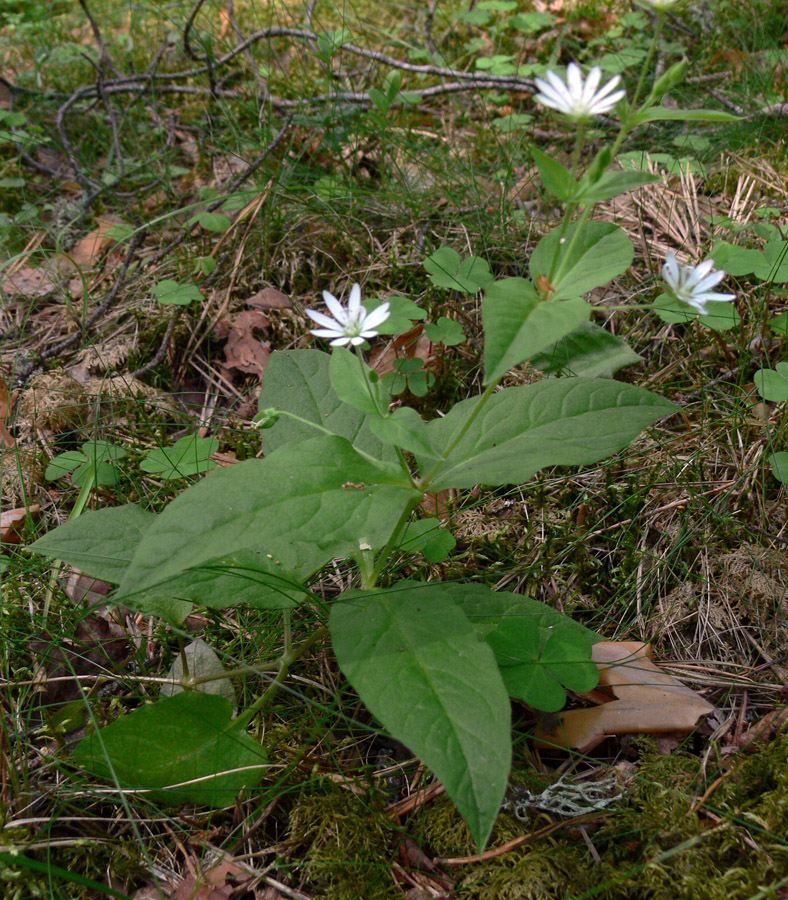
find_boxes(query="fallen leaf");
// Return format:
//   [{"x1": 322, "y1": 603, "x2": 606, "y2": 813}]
[
  {"x1": 0, "y1": 265, "x2": 59, "y2": 299},
  {"x1": 31, "y1": 613, "x2": 133, "y2": 709},
  {"x1": 68, "y1": 215, "x2": 126, "y2": 269},
  {"x1": 246, "y1": 286, "x2": 292, "y2": 310},
  {"x1": 0, "y1": 372, "x2": 15, "y2": 449},
  {"x1": 223, "y1": 310, "x2": 271, "y2": 378},
  {"x1": 173, "y1": 858, "x2": 251, "y2": 900},
  {"x1": 535, "y1": 641, "x2": 716, "y2": 752},
  {"x1": 370, "y1": 323, "x2": 436, "y2": 375},
  {"x1": 1, "y1": 504, "x2": 39, "y2": 543},
  {"x1": 64, "y1": 569, "x2": 114, "y2": 605}
]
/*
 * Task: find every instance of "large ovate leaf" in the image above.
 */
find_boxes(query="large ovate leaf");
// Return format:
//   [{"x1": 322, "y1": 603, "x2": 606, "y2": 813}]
[
  {"x1": 116, "y1": 435, "x2": 421, "y2": 601},
  {"x1": 28, "y1": 504, "x2": 155, "y2": 583},
  {"x1": 330, "y1": 582, "x2": 511, "y2": 850},
  {"x1": 258, "y1": 350, "x2": 394, "y2": 460},
  {"x1": 72, "y1": 692, "x2": 266, "y2": 807},
  {"x1": 421, "y1": 378, "x2": 676, "y2": 491},
  {"x1": 482, "y1": 277, "x2": 590, "y2": 383},
  {"x1": 529, "y1": 222, "x2": 633, "y2": 301},
  {"x1": 531, "y1": 145, "x2": 578, "y2": 201},
  {"x1": 369, "y1": 406, "x2": 437, "y2": 457},
  {"x1": 529, "y1": 320, "x2": 643, "y2": 378}
]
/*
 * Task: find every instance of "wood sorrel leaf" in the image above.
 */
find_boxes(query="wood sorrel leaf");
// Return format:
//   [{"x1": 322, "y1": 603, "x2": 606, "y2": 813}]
[
  {"x1": 754, "y1": 363, "x2": 788, "y2": 402},
  {"x1": 258, "y1": 349, "x2": 394, "y2": 460},
  {"x1": 28, "y1": 504, "x2": 155, "y2": 583},
  {"x1": 424, "y1": 247, "x2": 495, "y2": 293},
  {"x1": 329, "y1": 346, "x2": 390, "y2": 416},
  {"x1": 482, "y1": 277, "x2": 590, "y2": 383},
  {"x1": 330, "y1": 582, "x2": 511, "y2": 851},
  {"x1": 72, "y1": 692, "x2": 266, "y2": 807},
  {"x1": 529, "y1": 320, "x2": 643, "y2": 378},
  {"x1": 529, "y1": 222, "x2": 633, "y2": 301},
  {"x1": 116, "y1": 435, "x2": 422, "y2": 601},
  {"x1": 160, "y1": 638, "x2": 237, "y2": 709},
  {"x1": 421, "y1": 378, "x2": 676, "y2": 491}
]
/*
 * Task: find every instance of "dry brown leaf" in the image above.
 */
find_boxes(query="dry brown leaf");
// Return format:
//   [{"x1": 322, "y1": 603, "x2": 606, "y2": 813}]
[
  {"x1": 31, "y1": 613, "x2": 133, "y2": 709},
  {"x1": 0, "y1": 372, "x2": 15, "y2": 449},
  {"x1": 68, "y1": 214, "x2": 126, "y2": 269},
  {"x1": 1, "y1": 504, "x2": 39, "y2": 543},
  {"x1": 370, "y1": 323, "x2": 436, "y2": 375},
  {"x1": 535, "y1": 641, "x2": 716, "y2": 752},
  {"x1": 173, "y1": 859, "x2": 252, "y2": 900},
  {"x1": 246, "y1": 286, "x2": 292, "y2": 310},
  {"x1": 222, "y1": 310, "x2": 271, "y2": 378},
  {"x1": 0, "y1": 265, "x2": 59, "y2": 299}
]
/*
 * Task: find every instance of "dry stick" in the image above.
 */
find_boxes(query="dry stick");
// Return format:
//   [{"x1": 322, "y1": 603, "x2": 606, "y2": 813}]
[
  {"x1": 141, "y1": 114, "x2": 294, "y2": 273},
  {"x1": 425, "y1": 0, "x2": 441, "y2": 54},
  {"x1": 128, "y1": 312, "x2": 177, "y2": 380},
  {"x1": 434, "y1": 811, "x2": 611, "y2": 866},
  {"x1": 77, "y1": 0, "x2": 122, "y2": 77}
]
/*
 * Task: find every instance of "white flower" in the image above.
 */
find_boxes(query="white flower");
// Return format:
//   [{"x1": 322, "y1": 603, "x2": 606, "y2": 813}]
[
  {"x1": 534, "y1": 63, "x2": 626, "y2": 119},
  {"x1": 306, "y1": 283, "x2": 390, "y2": 347},
  {"x1": 661, "y1": 252, "x2": 736, "y2": 315}
]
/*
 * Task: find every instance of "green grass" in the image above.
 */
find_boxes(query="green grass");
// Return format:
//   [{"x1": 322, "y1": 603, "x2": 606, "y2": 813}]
[{"x1": 2, "y1": 0, "x2": 788, "y2": 896}]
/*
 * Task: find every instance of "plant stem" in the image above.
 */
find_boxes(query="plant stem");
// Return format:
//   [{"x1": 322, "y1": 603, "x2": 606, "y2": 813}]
[{"x1": 234, "y1": 626, "x2": 328, "y2": 730}]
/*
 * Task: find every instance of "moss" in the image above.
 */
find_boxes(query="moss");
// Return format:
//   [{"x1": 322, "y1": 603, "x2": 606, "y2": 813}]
[{"x1": 287, "y1": 788, "x2": 398, "y2": 900}]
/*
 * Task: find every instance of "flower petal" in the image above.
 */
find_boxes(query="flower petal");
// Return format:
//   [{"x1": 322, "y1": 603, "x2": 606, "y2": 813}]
[
  {"x1": 361, "y1": 302, "x2": 391, "y2": 331},
  {"x1": 306, "y1": 309, "x2": 342, "y2": 330},
  {"x1": 347, "y1": 283, "x2": 362, "y2": 316},
  {"x1": 322, "y1": 290, "x2": 349, "y2": 325}
]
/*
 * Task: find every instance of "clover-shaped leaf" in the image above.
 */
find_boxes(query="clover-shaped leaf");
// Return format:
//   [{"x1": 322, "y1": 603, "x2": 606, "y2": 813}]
[
  {"x1": 152, "y1": 280, "x2": 205, "y2": 306},
  {"x1": 362, "y1": 295, "x2": 426, "y2": 335},
  {"x1": 45, "y1": 441, "x2": 126, "y2": 487},
  {"x1": 381, "y1": 358, "x2": 436, "y2": 397},
  {"x1": 140, "y1": 435, "x2": 219, "y2": 480},
  {"x1": 754, "y1": 363, "x2": 788, "y2": 403},
  {"x1": 424, "y1": 248, "x2": 494, "y2": 293},
  {"x1": 425, "y1": 316, "x2": 466, "y2": 347}
]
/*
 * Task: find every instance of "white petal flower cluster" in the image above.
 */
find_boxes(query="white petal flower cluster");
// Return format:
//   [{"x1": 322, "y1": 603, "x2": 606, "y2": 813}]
[
  {"x1": 306, "y1": 283, "x2": 390, "y2": 347},
  {"x1": 661, "y1": 252, "x2": 736, "y2": 315},
  {"x1": 534, "y1": 63, "x2": 626, "y2": 120}
]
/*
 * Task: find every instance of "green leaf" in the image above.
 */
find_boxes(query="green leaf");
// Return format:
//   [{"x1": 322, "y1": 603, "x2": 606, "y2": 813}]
[
  {"x1": 152, "y1": 280, "x2": 204, "y2": 306},
  {"x1": 577, "y1": 169, "x2": 661, "y2": 203},
  {"x1": 424, "y1": 248, "x2": 495, "y2": 293},
  {"x1": 364, "y1": 295, "x2": 426, "y2": 335},
  {"x1": 762, "y1": 241, "x2": 788, "y2": 282},
  {"x1": 368, "y1": 86, "x2": 390, "y2": 113},
  {"x1": 27, "y1": 504, "x2": 155, "y2": 583},
  {"x1": 72, "y1": 459, "x2": 121, "y2": 487},
  {"x1": 72, "y1": 692, "x2": 267, "y2": 807},
  {"x1": 486, "y1": 621, "x2": 597, "y2": 712},
  {"x1": 482, "y1": 277, "x2": 590, "y2": 383},
  {"x1": 150, "y1": 549, "x2": 307, "y2": 610},
  {"x1": 330, "y1": 583, "x2": 511, "y2": 850},
  {"x1": 629, "y1": 106, "x2": 741, "y2": 126},
  {"x1": 770, "y1": 452, "x2": 788, "y2": 483},
  {"x1": 369, "y1": 406, "x2": 436, "y2": 457},
  {"x1": 196, "y1": 212, "x2": 232, "y2": 232},
  {"x1": 398, "y1": 518, "x2": 456, "y2": 562},
  {"x1": 116, "y1": 435, "x2": 421, "y2": 601},
  {"x1": 424, "y1": 316, "x2": 466, "y2": 346},
  {"x1": 422, "y1": 378, "x2": 677, "y2": 490},
  {"x1": 531, "y1": 146, "x2": 578, "y2": 202},
  {"x1": 529, "y1": 222, "x2": 634, "y2": 301},
  {"x1": 258, "y1": 350, "x2": 395, "y2": 461},
  {"x1": 711, "y1": 242, "x2": 767, "y2": 276},
  {"x1": 754, "y1": 363, "x2": 788, "y2": 402},
  {"x1": 45, "y1": 451, "x2": 86, "y2": 481},
  {"x1": 80, "y1": 441, "x2": 126, "y2": 462},
  {"x1": 329, "y1": 347, "x2": 390, "y2": 416},
  {"x1": 140, "y1": 435, "x2": 219, "y2": 480},
  {"x1": 768, "y1": 312, "x2": 788, "y2": 337},
  {"x1": 529, "y1": 320, "x2": 643, "y2": 378},
  {"x1": 698, "y1": 300, "x2": 740, "y2": 332}
]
